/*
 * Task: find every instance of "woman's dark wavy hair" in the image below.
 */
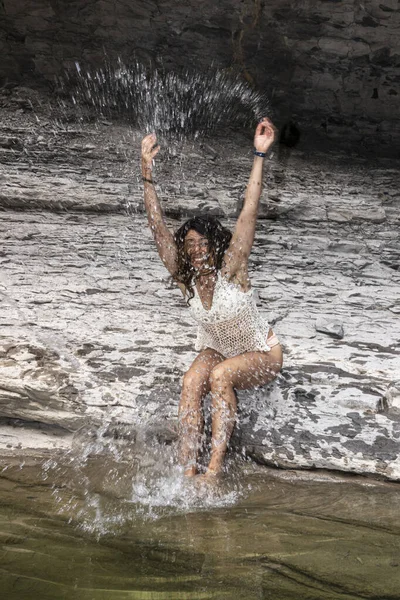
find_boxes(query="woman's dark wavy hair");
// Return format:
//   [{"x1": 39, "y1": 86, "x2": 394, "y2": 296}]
[{"x1": 174, "y1": 216, "x2": 232, "y2": 304}]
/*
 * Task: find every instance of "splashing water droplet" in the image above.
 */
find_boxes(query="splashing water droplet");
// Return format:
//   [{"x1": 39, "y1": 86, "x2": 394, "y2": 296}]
[{"x1": 61, "y1": 59, "x2": 270, "y2": 142}]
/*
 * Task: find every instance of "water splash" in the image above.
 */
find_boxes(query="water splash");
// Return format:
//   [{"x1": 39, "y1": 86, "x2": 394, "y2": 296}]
[
  {"x1": 42, "y1": 420, "x2": 248, "y2": 535},
  {"x1": 60, "y1": 58, "x2": 270, "y2": 140}
]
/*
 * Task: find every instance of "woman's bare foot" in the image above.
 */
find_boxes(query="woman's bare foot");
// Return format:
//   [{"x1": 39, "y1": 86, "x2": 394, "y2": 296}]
[
  {"x1": 184, "y1": 466, "x2": 197, "y2": 477},
  {"x1": 194, "y1": 469, "x2": 221, "y2": 487},
  {"x1": 204, "y1": 468, "x2": 220, "y2": 479}
]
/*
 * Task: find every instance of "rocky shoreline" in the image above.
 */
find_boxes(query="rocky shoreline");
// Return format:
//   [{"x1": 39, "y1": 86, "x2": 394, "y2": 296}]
[{"x1": 1, "y1": 88, "x2": 399, "y2": 479}]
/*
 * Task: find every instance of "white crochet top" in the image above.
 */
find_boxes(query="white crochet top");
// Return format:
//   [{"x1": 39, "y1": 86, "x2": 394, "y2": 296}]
[{"x1": 188, "y1": 272, "x2": 271, "y2": 358}]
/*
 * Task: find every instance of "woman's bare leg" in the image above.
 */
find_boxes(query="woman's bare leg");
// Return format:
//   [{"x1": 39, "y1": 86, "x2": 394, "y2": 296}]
[
  {"x1": 178, "y1": 348, "x2": 224, "y2": 476},
  {"x1": 207, "y1": 345, "x2": 283, "y2": 476}
]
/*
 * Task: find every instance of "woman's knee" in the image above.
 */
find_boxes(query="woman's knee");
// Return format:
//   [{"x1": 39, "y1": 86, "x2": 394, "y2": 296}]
[
  {"x1": 182, "y1": 366, "x2": 210, "y2": 395},
  {"x1": 210, "y1": 364, "x2": 231, "y2": 389}
]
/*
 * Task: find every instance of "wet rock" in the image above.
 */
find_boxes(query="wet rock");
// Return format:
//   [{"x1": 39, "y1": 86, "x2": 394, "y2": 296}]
[
  {"x1": 315, "y1": 317, "x2": 344, "y2": 339},
  {"x1": 383, "y1": 382, "x2": 400, "y2": 415},
  {"x1": 236, "y1": 377, "x2": 400, "y2": 481},
  {"x1": 327, "y1": 207, "x2": 386, "y2": 223}
]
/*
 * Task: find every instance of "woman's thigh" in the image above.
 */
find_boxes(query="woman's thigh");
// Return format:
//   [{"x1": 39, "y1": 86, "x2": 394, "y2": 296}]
[{"x1": 212, "y1": 345, "x2": 283, "y2": 390}]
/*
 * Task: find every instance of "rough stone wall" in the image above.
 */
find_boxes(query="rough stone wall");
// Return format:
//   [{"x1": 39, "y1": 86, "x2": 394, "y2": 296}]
[{"x1": 1, "y1": 0, "x2": 399, "y2": 151}]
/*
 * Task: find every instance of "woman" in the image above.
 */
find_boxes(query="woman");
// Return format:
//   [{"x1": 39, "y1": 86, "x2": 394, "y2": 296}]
[{"x1": 141, "y1": 118, "x2": 283, "y2": 479}]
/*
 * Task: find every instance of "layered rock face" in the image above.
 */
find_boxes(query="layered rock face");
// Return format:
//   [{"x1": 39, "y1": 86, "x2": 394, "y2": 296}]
[
  {"x1": 1, "y1": 0, "x2": 400, "y2": 153},
  {"x1": 0, "y1": 91, "x2": 399, "y2": 480}
]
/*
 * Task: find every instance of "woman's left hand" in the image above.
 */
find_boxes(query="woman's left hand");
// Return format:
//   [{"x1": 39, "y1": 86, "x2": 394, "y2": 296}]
[{"x1": 254, "y1": 117, "x2": 276, "y2": 154}]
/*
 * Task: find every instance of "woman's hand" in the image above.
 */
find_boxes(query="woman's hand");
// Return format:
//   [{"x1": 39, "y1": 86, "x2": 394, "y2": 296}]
[
  {"x1": 254, "y1": 117, "x2": 276, "y2": 154},
  {"x1": 141, "y1": 133, "x2": 160, "y2": 174}
]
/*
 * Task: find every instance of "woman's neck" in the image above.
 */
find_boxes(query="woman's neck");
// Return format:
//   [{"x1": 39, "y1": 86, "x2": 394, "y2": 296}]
[
  {"x1": 195, "y1": 268, "x2": 217, "y2": 286},
  {"x1": 195, "y1": 265, "x2": 216, "y2": 278}
]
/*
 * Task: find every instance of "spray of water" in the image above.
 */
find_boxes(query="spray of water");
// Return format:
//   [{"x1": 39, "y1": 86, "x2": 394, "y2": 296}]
[
  {"x1": 42, "y1": 422, "x2": 248, "y2": 536},
  {"x1": 60, "y1": 58, "x2": 270, "y2": 140}
]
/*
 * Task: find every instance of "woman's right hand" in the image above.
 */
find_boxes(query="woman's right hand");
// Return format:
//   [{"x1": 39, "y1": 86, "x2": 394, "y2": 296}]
[{"x1": 141, "y1": 133, "x2": 160, "y2": 173}]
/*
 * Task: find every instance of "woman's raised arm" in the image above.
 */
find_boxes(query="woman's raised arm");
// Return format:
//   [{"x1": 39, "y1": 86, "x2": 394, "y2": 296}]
[
  {"x1": 141, "y1": 134, "x2": 179, "y2": 277},
  {"x1": 222, "y1": 118, "x2": 276, "y2": 279}
]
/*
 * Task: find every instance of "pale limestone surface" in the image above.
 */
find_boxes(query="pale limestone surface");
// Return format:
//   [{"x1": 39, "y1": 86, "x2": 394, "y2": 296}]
[{"x1": 0, "y1": 101, "x2": 399, "y2": 479}]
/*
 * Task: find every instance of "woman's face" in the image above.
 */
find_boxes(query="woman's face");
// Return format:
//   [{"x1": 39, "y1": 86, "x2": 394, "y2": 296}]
[{"x1": 184, "y1": 230, "x2": 213, "y2": 271}]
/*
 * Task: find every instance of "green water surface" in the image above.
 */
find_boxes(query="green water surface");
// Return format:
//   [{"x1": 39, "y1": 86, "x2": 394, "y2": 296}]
[{"x1": 0, "y1": 458, "x2": 399, "y2": 600}]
